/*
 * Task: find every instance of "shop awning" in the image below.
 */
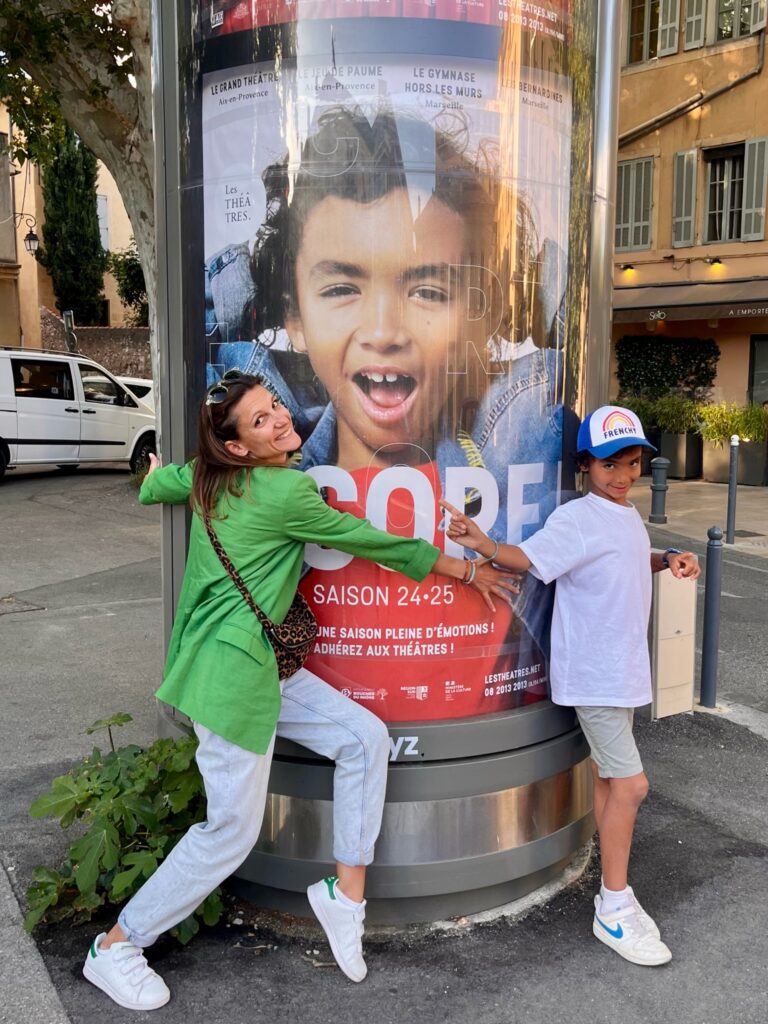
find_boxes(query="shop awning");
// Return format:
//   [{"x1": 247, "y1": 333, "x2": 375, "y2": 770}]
[{"x1": 613, "y1": 278, "x2": 768, "y2": 323}]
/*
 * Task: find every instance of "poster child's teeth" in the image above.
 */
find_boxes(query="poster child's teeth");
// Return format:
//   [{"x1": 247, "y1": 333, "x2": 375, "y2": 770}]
[{"x1": 362, "y1": 371, "x2": 407, "y2": 383}]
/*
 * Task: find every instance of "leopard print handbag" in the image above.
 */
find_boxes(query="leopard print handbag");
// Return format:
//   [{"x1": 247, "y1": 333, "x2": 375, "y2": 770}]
[{"x1": 204, "y1": 516, "x2": 318, "y2": 679}]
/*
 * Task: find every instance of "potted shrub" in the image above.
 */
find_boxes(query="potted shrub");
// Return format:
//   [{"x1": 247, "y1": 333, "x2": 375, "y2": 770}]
[
  {"x1": 654, "y1": 395, "x2": 702, "y2": 479},
  {"x1": 698, "y1": 403, "x2": 768, "y2": 485},
  {"x1": 619, "y1": 395, "x2": 660, "y2": 475}
]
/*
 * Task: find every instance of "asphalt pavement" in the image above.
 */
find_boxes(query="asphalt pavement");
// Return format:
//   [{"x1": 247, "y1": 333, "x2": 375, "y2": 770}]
[{"x1": 0, "y1": 465, "x2": 766, "y2": 1024}]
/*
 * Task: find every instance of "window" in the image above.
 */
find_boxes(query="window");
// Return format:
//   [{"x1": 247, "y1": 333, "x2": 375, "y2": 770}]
[
  {"x1": 97, "y1": 194, "x2": 109, "y2": 251},
  {"x1": 749, "y1": 336, "x2": 768, "y2": 405},
  {"x1": 79, "y1": 364, "x2": 120, "y2": 405},
  {"x1": 12, "y1": 360, "x2": 75, "y2": 401},
  {"x1": 616, "y1": 158, "x2": 653, "y2": 250},
  {"x1": 705, "y1": 145, "x2": 744, "y2": 241},
  {"x1": 627, "y1": 1, "x2": 681, "y2": 62},
  {"x1": 716, "y1": 0, "x2": 753, "y2": 39},
  {"x1": 627, "y1": 0, "x2": 767, "y2": 56},
  {"x1": 628, "y1": 0, "x2": 661, "y2": 63},
  {"x1": 703, "y1": 139, "x2": 768, "y2": 242}
]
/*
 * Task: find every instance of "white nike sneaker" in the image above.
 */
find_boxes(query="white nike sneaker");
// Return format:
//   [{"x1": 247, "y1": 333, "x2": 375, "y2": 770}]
[
  {"x1": 307, "y1": 876, "x2": 367, "y2": 982},
  {"x1": 594, "y1": 886, "x2": 661, "y2": 939},
  {"x1": 83, "y1": 933, "x2": 171, "y2": 1010},
  {"x1": 593, "y1": 903, "x2": 672, "y2": 966}
]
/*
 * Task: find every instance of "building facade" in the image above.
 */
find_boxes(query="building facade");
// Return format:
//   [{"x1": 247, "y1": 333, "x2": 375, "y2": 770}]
[
  {"x1": 0, "y1": 102, "x2": 135, "y2": 348},
  {"x1": 612, "y1": 0, "x2": 768, "y2": 408}
]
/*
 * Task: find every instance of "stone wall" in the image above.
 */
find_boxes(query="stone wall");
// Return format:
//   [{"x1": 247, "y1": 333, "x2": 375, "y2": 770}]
[
  {"x1": 40, "y1": 307, "x2": 67, "y2": 350},
  {"x1": 39, "y1": 307, "x2": 151, "y2": 377}
]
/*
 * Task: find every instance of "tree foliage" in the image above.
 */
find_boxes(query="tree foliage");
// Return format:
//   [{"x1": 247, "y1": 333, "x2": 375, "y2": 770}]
[
  {"x1": 0, "y1": 2, "x2": 156, "y2": 329},
  {"x1": 36, "y1": 126, "x2": 107, "y2": 324},
  {"x1": 107, "y1": 238, "x2": 149, "y2": 326},
  {"x1": 0, "y1": 2, "x2": 135, "y2": 165}
]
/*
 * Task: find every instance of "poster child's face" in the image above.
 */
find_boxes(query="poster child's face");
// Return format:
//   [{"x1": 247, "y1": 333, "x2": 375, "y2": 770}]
[{"x1": 285, "y1": 189, "x2": 482, "y2": 469}]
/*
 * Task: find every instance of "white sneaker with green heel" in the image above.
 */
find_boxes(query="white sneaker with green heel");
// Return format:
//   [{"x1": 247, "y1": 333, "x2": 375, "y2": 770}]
[{"x1": 307, "y1": 876, "x2": 367, "y2": 982}]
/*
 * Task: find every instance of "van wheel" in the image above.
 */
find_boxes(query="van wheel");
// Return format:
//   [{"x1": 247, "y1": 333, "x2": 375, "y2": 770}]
[
  {"x1": 130, "y1": 435, "x2": 155, "y2": 475},
  {"x1": 0, "y1": 449, "x2": 7, "y2": 481},
  {"x1": 57, "y1": 464, "x2": 80, "y2": 474}
]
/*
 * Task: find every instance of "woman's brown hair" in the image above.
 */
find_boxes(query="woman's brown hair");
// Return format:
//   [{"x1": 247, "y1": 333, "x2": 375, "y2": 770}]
[{"x1": 191, "y1": 373, "x2": 265, "y2": 519}]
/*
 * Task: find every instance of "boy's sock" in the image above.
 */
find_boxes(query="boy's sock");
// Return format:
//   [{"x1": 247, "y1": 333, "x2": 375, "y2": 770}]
[{"x1": 598, "y1": 883, "x2": 633, "y2": 915}]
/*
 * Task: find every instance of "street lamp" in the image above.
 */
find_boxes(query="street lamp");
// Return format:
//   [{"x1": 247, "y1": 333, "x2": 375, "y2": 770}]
[
  {"x1": 14, "y1": 213, "x2": 39, "y2": 255},
  {"x1": 23, "y1": 227, "x2": 39, "y2": 254}
]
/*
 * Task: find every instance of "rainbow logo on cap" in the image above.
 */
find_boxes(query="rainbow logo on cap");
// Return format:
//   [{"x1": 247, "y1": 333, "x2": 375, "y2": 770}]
[{"x1": 602, "y1": 410, "x2": 636, "y2": 432}]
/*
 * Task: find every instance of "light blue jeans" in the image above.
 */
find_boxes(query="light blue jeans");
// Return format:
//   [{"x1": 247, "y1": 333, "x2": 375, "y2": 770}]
[{"x1": 118, "y1": 667, "x2": 390, "y2": 947}]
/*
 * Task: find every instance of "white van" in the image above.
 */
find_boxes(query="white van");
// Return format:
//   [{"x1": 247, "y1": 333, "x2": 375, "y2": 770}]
[{"x1": 0, "y1": 348, "x2": 156, "y2": 481}]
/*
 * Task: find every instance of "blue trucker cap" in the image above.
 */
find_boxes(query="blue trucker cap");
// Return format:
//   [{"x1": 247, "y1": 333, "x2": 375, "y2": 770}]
[{"x1": 577, "y1": 405, "x2": 657, "y2": 458}]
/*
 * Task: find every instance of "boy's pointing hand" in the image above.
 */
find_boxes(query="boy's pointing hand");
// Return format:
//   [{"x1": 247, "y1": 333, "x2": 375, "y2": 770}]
[{"x1": 439, "y1": 499, "x2": 486, "y2": 552}]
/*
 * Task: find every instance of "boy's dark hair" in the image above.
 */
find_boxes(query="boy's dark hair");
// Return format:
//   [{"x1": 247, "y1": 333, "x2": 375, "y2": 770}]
[
  {"x1": 575, "y1": 443, "x2": 645, "y2": 471},
  {"x1": 241, "y1": 105, "x2": 538, "y2": 345}
]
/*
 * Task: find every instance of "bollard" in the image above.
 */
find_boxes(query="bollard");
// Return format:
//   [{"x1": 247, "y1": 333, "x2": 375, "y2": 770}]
[
  {"x1": 649, "y1": 456, "x2": 670, "y2": 524},
  {"x1": 725, "y1": 434, "x2": 739, "y2": 544},
  {"x1": 700, "y1": 526, "x2": 723, "y2": 709}
]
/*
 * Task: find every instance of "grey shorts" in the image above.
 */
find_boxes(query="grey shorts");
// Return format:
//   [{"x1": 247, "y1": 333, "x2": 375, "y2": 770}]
[{"x1": 574, "y1": 706, "x2": 644, "y2": 779}]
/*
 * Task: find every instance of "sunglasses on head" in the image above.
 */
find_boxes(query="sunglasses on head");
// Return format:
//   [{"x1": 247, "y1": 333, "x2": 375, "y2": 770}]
[{"x1": 205, "y1": 369, "x2": 247, "y2": 406}]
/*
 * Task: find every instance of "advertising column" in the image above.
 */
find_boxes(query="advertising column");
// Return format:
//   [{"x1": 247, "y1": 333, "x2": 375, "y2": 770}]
[{"x1": 199, "y1": 1, "x2": 588, "y2": 725}]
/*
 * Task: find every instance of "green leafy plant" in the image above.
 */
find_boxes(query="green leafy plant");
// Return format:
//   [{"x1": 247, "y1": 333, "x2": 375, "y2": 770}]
[
  {"x1": 617, "y1": 394, "x2": 658, "y2": 431},
  {"x1": 25, "y1": 713, "x2": 221, "y2": 944},
  {"x1": 106, "y1": 240, "x2": 149, "y2": 326},
  {"x1": 616, "y1": 336, "x2": 720, "y2": 400},
  {"x1": 736, "y1": 404, "x2": 768, "y2": 444},
  {"x1": 696, "y1": 403, "x2": 740, "y2": 445},
  {"x1": 653, "y1": 395, "x2": 700, "y2": 436},
  {"x1": 695, "y1": 403, "x2": 768, "y2": 446}
]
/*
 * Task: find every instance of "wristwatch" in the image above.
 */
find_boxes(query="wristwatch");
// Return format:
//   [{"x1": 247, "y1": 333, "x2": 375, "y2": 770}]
[{"x1": 661, "y1": 547, "x2": 682, "y2": 568}]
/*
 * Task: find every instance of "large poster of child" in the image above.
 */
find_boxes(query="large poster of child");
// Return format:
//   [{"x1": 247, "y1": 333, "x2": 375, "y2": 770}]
[{"x1": 201, "y1": 7, "x2": 575, "y2": 721}]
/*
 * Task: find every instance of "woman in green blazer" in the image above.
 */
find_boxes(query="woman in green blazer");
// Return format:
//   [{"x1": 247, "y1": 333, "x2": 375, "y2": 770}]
[{"x1": 83, "y1": 373, "x2": 512, "y2": 1010}]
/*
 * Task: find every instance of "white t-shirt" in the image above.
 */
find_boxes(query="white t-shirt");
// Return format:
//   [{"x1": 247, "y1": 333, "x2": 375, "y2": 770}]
[{"x1": 518, "y1": 492, "x2": 652, "y2": 708}]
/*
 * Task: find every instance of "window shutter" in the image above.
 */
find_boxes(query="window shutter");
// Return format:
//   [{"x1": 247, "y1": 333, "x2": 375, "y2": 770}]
[
  {"x1": 616, "y1": 163, "x2": 632, "y2": 250},
  {"x1": 751, "y1": 0, "x2": 767, "y2": 33},
  {"x1": 634, "y1": 158, "x2": 653, "y2": 247},
  {"x1": 658, "y1": 0, "x2": 681, "y2": 56},
  {"x1": 672, "y1": 149, "x2": 697, "y2": 247},
  {"x1": 684, "y1": 0, "x2": 705, "y2": 49},
  {"x1": 742, "y1": 137, "x2": 768, "y2": 241},
  {"x1": 616, "y1": 159, "x2": 654, "y2": 250},
  {"x1": 97, "y1": 194, "x2": 109, "y2": 252}
]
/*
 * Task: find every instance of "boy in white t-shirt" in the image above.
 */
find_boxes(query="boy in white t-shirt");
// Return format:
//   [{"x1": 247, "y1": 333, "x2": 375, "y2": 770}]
[{"x1": 441, "y1": 405, "x2": 700, "y2": 967}]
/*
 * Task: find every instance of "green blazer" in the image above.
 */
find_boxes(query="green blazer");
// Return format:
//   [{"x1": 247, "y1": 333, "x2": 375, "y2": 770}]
[{"x1": 140, "y1": 462, "x2": 440, "y2": 753}]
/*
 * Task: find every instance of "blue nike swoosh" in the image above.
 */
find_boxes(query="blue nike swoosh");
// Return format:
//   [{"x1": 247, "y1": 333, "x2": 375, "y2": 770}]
[{"x1": 596, "y1": 916, "x2": 623, "y2": 939}]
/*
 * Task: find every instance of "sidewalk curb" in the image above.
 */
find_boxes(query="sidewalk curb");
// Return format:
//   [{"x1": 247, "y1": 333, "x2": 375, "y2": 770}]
[
  {"x1": 0, "y1": 860, "x2": 70, "y2": 1024},
  {"x1": 694, "y1": 699, "x2": 768, "y2": 741}
]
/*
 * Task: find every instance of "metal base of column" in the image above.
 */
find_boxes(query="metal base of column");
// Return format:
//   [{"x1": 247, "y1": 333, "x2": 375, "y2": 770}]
[
  {"x1": 158, "y1": 702, "x2": 594, "y2": 925},
  {"x1": 228, "y1": 830, "x2": 592, "y2": 925}
]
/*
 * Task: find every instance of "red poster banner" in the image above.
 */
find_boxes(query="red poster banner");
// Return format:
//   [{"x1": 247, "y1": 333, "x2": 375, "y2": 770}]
[{"x1": 204, "y1": 0, "x2": 571, "y2": 39}]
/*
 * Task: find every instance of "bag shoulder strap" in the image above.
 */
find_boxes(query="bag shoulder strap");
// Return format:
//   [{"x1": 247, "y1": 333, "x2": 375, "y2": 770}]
[{"x1": 203, "y1": 515, "x2": 274, "y2": 633}]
